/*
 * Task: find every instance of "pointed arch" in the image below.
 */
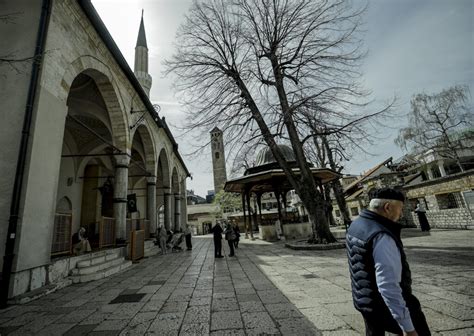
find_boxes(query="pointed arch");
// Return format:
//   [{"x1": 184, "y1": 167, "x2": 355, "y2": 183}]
[
  {"x1": 157, "y1": 148, "x2": 171, "y2": 189},
  {"x1": 171, "y1": 167, "x2": 179, "y2": 194},
  {"x1": 131, "y1": 124, "x2": 156, "y2": 177},
  {"x1": 61, "y1": 56, "x2": 129, "y2": 150}
]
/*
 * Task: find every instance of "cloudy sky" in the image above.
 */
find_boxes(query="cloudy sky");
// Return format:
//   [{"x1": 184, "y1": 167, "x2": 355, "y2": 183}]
[{"x1": 91, "y1": 0, "x2": 474, "y2": 196}]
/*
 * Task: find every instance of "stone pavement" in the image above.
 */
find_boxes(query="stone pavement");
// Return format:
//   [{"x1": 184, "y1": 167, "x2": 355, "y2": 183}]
[{"x1": 0, "y1": 229, "x2": 473, "y2": 336}]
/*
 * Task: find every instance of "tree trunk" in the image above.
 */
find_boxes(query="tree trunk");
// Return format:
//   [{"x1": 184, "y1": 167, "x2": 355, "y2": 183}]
[
  {"x1": 323, "y1": 185, "x2": 336, "y2": 227},
  {"x1": 321, "y1": 135, "x2": 351, "y2": 229},
  {"x1": 296, "y1": 180, "x2": 336, "y2": 243},
  {"x1": 331, "y1": 181, "x2": 351, "y2": 229}
]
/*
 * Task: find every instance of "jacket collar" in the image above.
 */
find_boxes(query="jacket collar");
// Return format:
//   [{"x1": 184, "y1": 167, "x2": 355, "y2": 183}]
[{"x1": 359, "y1": 209, "x2": 402, "y2": 237}]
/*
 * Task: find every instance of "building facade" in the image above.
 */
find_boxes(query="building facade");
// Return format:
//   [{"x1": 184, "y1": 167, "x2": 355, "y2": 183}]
[{"x1": 0, "y1": 0, "x2": 189, "y2": 299}]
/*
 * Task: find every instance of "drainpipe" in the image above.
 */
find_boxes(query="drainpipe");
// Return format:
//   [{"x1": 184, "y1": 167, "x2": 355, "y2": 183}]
[{"x1": 0, "y1": 0, "x2": 52, "y2": 308}]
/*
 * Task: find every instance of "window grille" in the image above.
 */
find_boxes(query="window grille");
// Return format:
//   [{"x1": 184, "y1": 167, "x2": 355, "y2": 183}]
[
  {"x1": 436, "y1": 192, "x2": 465, "y2": 209},
  {"x1": 350, "y1": 207, "x2": 359, "y2": 216}
]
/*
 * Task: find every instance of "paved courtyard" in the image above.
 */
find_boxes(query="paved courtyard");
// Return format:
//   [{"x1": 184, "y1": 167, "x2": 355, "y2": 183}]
[{"x1": 0, "y1": 229, "x2": 473, "y2": 335}]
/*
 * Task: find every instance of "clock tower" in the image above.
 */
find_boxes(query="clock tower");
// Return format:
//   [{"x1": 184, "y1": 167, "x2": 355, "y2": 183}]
[{"x1": 210, "y1": 127, "x2": 227, "y2": 193}]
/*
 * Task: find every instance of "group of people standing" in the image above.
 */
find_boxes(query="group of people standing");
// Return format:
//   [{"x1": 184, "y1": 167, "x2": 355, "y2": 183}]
[
  {"x1": 210, "y1": 220, "x2": 240, "y2": 258},
  {"x1": 157, "y1": 224, "x2": 193, "y2": 255},
  {"x1": 156, "y1": 221, "x2": 241, "y2": 258}
]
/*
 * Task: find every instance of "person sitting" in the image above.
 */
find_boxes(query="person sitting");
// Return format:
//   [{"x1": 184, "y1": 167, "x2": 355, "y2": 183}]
[{"x1": 73, "y1": 226, "x2": 91, "y2": 255}]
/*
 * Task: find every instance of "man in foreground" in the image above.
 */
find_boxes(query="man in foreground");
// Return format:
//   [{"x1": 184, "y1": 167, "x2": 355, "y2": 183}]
[{"x1": 346, "y1": 188, "x2": 431, "y2": 336}]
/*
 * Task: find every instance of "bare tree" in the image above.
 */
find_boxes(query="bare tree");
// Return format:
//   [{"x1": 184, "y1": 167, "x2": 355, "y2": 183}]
[
  {"x1": 303, "y1": 102, "x2": 393, "y2": 229},
  {"x1": 307, "y1": 131, "x2": 351, "y2": 228},
  {"x1": 396, "y1": 85, "x2": 473, "y2": 172},
  {"x1": 166, "y1": 0, "x2": 380, "y2": 243}
]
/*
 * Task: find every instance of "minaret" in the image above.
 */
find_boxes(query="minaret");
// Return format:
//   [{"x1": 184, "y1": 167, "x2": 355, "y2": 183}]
[
  {"x1": 134, "y1": 10, "x2": 152, "y2": 97},
  {"x1": 210, "y1": 127, "x2": 227, "y2": 193}
]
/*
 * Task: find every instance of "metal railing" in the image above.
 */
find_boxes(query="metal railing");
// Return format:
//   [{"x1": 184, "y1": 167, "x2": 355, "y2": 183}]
[
  {"x1": 99, "y1": 217, "x2": 116, "y2": 249},
  {"x1": 51, "y1": 213, "x2": 72, "y2": 256},
  {"x1": 143, "y1": 219, "x2": 150, "y2": 239},
  {"x1": 130, "y1": 230, "x2": 145, "y2": 262},
  {"x1": 126, "y1": 218, "x2": 151, "y2": 241}
]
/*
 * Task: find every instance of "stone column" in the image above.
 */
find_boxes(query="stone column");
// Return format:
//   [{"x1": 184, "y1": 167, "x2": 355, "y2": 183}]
[
  {"x1": 147, "y1": 177, "x2": 157, "y2": 235},
  {"x1": 174, "y1": 195, "x2": 182, "y2": 231},
  {"x1": 438, "y1": 161, "x2": 447, "y2": 177},
  {"x1": 180, "y1": 194, "x2": 187, "y2": 233},
  {"x1": 156, "y1": 186, "x2": 164, "y2": 228},
  {"x1": 242, "y1": 192, "x2": 248, "y2": 239},
  {"x1": 163, "y1": 188, "x2": 172, "y2": 230},
  {"x1": 246, "y1": 191, "x2": 254, "y2": 239},
  {"x1": 113, "y1": 154, "x2": 130, "y2": 241},
  {"x1": 427, "y1": 166, "x2": 434, "y2": 180}
]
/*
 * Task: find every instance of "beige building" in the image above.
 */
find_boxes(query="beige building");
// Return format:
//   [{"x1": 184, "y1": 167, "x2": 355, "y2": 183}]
[
  {"x1": 0, "y1": 0, "x2": 189, "y2": 301},
  {"x1": 332, "y1": 153, "x2": 474, "y2": 230}
]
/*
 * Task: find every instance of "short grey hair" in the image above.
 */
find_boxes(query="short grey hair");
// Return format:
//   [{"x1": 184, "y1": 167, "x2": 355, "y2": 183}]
[{"x1": 368, "y1": 198, "x2": 396, "y2": 210}]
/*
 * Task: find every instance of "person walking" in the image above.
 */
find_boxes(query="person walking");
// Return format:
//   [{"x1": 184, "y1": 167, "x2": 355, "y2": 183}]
[
  {"x1": 233, "y1": 222, "x2": 241, "y2": 248},
  {"x1": 414, "y1": 202, "x2": 431, "y2": 232},
  {"x1": 210, "y1": 222, "x2": 224, "y2": 258},
  {"x1": 158, "y1": 225, "x2": 168, "y2": 255},
  {"x1": 184, "y1": 224, "x2": 193, "y2": 250},
  {"x1": 224, "y1": 223, "x2": 236, "y2": 257},
  {"x1": 346, "y1": 188, "x2": 431, "y2": 336}
]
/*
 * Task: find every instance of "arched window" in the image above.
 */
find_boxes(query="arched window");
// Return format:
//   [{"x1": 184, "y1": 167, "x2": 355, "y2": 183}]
[
  {"x1": 56, "y1": 196, "x2": 72, "y2": 214},
  {"x1": 215, "y1": 152, "x2": 220, "y2": 159}
]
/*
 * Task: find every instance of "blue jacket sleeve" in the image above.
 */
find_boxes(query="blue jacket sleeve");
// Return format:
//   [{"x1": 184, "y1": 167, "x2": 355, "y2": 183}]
[{"x1": 372, "y1": 233, "x2": 415, "y2": 332}]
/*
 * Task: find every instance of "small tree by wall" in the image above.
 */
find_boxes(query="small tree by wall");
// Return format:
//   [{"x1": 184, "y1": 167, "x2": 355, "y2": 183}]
[{"x1": 396, "y1": 85, "x2": 473, "y2": 172}]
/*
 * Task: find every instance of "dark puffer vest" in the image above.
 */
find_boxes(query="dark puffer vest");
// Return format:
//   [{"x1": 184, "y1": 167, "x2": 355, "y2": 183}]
[{"x1": 346, "y1": 209, "x2": 412, "y2": 316}]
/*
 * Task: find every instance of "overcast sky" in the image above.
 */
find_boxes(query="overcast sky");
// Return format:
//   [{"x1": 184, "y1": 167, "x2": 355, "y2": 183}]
[{"x1": 92, "y1": 0, "x2": 474, "y2": 197}]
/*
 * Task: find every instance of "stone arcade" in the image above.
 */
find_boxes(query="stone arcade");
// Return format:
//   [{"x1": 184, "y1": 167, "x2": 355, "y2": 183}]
[{"x1": 0, "y1": 0, "x2": 189, "y2": 300}]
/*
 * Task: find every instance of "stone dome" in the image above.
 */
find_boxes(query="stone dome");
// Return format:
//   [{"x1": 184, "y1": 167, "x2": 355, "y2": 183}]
[{"x1": 255, "y1": 145, "x2": 296, "y2": 166}]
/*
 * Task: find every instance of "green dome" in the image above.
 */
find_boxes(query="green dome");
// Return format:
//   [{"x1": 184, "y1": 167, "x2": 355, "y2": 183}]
[{"x1": 255, "y1": 145, "x2": 296, "y2": 166}]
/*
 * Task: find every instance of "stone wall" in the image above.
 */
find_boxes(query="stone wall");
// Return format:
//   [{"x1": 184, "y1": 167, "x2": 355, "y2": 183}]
[
  {"x1": 259, "y1": 225, "x2": 278, "y2": 241},
  {"x1": 405, "y1": 171, "x2": 473, "y2": 199},
  {"x1": 282, "y1": 222, "x2": 312, "y2": 240},
  {"x1": 0, "y1": 0, "x2": 43, "y2": 273},
  {"x1": 11, "y1": 246, "x2": 126, "y2": 298},
  {"x1": 405, "y1": 171, "x2": 474, "y2": 229},
  {"x1": 411, "y1": 209, "x2": 473, "y2": 230}
]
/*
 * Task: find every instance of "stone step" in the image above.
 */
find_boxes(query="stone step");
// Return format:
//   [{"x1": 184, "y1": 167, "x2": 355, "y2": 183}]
[
  {"x1": 77, "y1": 249, "x2": 121, "y2": 268},
  {"x1": 70, "y1": 260, "x2": 133, "y2": 284},
  {"x1": 84, "y1": 248, "x2": 119, "y2": 259},
  {"x1": 71, "y1": 256, "x2": 126, "y2": 276},
  {"x1": 144, "y1": 239, "x2": 159, "y2": 257},
  {"x1": 330, "y1": 229, "x2": 346, "y2": 239}
]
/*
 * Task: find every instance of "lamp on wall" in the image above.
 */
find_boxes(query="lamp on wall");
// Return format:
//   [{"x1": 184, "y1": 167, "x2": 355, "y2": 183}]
[{"x1": 129, "y1": 95, "x2": 161, "y2": 130}]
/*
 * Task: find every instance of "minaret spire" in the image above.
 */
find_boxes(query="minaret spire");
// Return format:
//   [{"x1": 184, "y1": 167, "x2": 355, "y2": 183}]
[
  {"x1": 136, "y1": 9, "x2": 147, "y2": 48},
  {"x1": 134, "y1": 9, "x2": 152, "y2": 97}
]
